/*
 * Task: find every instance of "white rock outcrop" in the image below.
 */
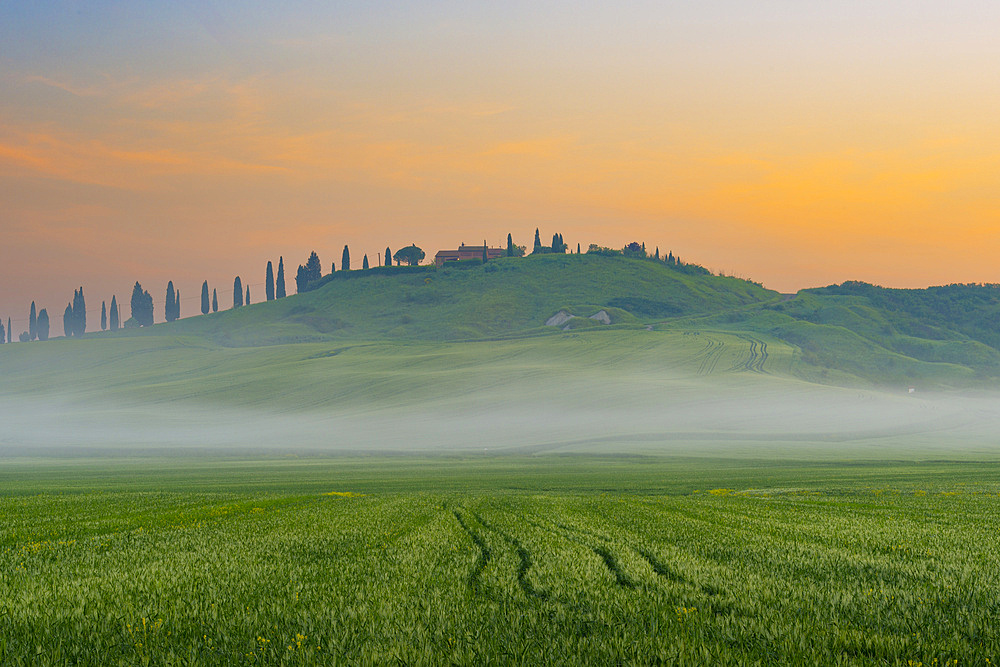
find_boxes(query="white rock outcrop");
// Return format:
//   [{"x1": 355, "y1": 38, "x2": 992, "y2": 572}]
[{"x1": 545, "y1": 310, "x2": 575, "y2": 327}]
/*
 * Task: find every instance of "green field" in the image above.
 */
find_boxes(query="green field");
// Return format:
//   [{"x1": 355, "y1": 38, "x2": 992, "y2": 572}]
[
  {"x1": 3, "y1": 458, "x2": 1000, "y2": 665},
  {"x1": 4, "y1": 255, "x2": 1000, "y2": 663}
]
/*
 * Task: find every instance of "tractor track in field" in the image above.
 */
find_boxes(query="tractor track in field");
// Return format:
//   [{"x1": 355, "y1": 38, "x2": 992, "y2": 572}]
[
  {"x1": 729, "y1": 334, "x2": 768, "y2": 373},
  {"x1": 592, "y1": 545, "x2": 638, "y2": 589},
  {"x1": 529, "y1": 519, "x2": 638, "y2": 590},
  {"x1": 460, "y1": 508, "x2": 734, "y2": 605},
  {"x1": 696, "y1": 337, "x2": 727, "y2": 376},
  {"x1": 541, "y1": 517, "x2": 728, "y2": 601},
  {"x1": 452, "y1": 510, "x2": 491, "y2": 591},
  {"x1": 472, "y1": 512, "x2": 551, "y2": 601},
  {"x1": 636, "y1": 548, "x2": 689, "y2": 585}
]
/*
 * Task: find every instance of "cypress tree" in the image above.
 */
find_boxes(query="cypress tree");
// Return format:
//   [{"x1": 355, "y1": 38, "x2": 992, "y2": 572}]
[
  {"x1": 175, "y1": 290, "x2": 180, "y2": 319},
  {"x1": 72, "y1": 287, "x2": 86, "y2": 336},
  {"x1": 246, "y1": 286, "x2": 250, "y2": 305},
  {"x1": 295, "y1": 265, "x2": 308, "y2": 293},
  {"x1": 36, "y1": 309, "x2": 49, "y2": 341},
  {"x1": 507, "y1": 233, "x2": 514, "y2": 257},
  {"x1": 165, "y1": 281, "x2": 177, "y2": 322},
  {"x1": 8, "y1": 318, "x2": 11, "y2": 343},
  {"x1": 233, "y1": 277, "x2": 243, "y2": 308},
  {"x1": 385, "y1": 247, "x2": 392, "y2": 267},
  {"x1": 201, "y1": 281, "x2": 210, "y2": 315},
  {"x1": 331, "y1": 262, "x2": 336, "y2": 273},
  {"x1": 0, "y1": 319, "x2": 4, "y2": 344},
  {"x1": 305, "y1": 251, "x2": 322, "y2": 283},
  {"x1": 212, "y1": 289, "x2": 218, "y2": 312},
  {"x1": 577, "y1": 243, "x2": 581, "y2": 254},
  {"x1": 362, "y1": 254, "x2": 369, "y2": 269},
  {"x1": 110, "y1": 296, "x2": 119, "y2": 331},
  {"x1": 130, "y1": 282, "x2": 153, "y2": 326},
  {"x1": 73, "y1": 287, "x2": 87, "y2": 336},
  {"x1": 342, "y1": 245, "x2": 351, "y2": 271},
  {"x1": 128, "y1": 284, "x2": 139, "y2": 324},
  {"x1": 265, "y1": 261, "x2": 275, "y2": 301},
  {"x1": 655, "y1": 247, "x2": 660, "y2": 260},
  {"x1": 63, "y1": 304, "x2": 73, "y2": 338},
  {"x1": 533, "y1": 228, "x2": 541, "y2": 252},
  {"x1": 482, "y1": 240, "x2": 488, "y2": 263},
  {"x1": 276, "y1": 257, "x2": 286, "y2": 298},
  {"x1": 29, "y1": 301, "x2": 36, "y2": 341},
  {"x1": 101, "y1": 301, "x2": 107, "y2": 330}
]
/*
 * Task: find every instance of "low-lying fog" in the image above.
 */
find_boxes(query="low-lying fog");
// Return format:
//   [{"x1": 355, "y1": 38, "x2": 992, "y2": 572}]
[{"x1": 3, "y1": 381, "x2": 1000, "y2": 460}]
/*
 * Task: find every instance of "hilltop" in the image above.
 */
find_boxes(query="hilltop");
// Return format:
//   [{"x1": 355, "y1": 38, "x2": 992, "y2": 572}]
[{"x1": 150, "y1": 253, "x2": 776, "y2": 345}]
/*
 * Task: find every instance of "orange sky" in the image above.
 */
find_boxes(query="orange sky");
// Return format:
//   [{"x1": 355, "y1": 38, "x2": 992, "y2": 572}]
[{"x1": 3, "y1": 2, "x2": 1000, "y2": 332}]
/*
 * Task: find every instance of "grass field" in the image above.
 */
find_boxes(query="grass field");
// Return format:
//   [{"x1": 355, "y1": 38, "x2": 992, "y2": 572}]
[
  {"x1": 5, "y1": 256, "x2": 1000, "y2": 663},
  {"x1": 3, "y1": 457, "x2": 1000, "y2": 665}
]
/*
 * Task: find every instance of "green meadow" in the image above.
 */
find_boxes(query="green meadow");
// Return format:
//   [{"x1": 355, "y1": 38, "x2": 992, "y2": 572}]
[
  {"x1": 4, "y1": 255, "x2": 1000, "y2": 663},
  {"x1": 3, "y1": 458, "x2": 1000, "y2": 665}
]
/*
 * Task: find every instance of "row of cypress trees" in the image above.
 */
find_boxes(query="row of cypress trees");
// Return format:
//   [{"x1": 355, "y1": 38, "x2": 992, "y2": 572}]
[
  {"x1": 21, "y1": 292, "x2": 126, "y2": 341},
  {"x1": 7, "y1": 233, "x2": 641, "y2": 341},
  {"x1": 62, "y1": 288, "x2": 88, "y2": 337},
  {"x1": 292, "y1": 245, "x2": 405, "y2": 293},
  {"x1": 27, "y1": 302, "x2": 50, "y2": 341},
  {"x1": 8, "y1": 233, "x2": 546, "y2": 342},
  {"x1": 531, "y1": 229, "x2": 568, "y2": 254},
  {"x1": 11, "y1": 295, "x2": 79, "y2": 341}
]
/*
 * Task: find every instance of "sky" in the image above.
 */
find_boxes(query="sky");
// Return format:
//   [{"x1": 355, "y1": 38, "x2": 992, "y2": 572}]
[{"x1": 3, "y1": 1, "x2": 1000, "y2": 333}]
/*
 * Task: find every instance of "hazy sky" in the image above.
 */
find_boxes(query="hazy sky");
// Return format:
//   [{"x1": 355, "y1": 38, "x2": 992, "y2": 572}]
[{"x1": 3, "y1": 2, "x2": 1000, "y2": 331}]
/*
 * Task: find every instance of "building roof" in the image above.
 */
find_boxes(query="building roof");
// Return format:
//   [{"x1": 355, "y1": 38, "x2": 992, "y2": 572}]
[{"x1": 434, "y1": 243, "x2": 505, "y2": 264}]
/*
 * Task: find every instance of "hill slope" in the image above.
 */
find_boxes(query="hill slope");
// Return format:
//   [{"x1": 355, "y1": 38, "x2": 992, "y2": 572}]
[
  {"x1": 665, "y1": 281, "x2": 1000, "y2": 388},
  {"x1": 7, "y1": 255, "x2": 1000, "y2": 400},
  {"x1": 8, "y1": 326, "x2": 1000, "y2": 460},
  {"x1": 5, "y1": 257, "x2": 1000, "y2": 457},
  {"x1": 151, "y1": 254, "x2": 776, "y2": 345}
]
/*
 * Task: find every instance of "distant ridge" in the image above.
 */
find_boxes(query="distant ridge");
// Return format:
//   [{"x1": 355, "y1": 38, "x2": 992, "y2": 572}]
[{"x1": 19, "y1": 253, "x2": 1000, "y2": 389}]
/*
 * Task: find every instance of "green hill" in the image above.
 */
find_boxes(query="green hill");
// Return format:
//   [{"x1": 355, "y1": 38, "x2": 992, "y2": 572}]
[
  {"x1": 145, "y1": 254, "x2": 776, "y2": 345},
  {"x1": 6, "y1": 254, "x2": 1000, "y2": 412},
  {"x1": 7, "y1": 255, "x2": 1000, "y2": 458},
  {"x1": 668, "y1": 281, "x2": 1000, "y2": 388}
]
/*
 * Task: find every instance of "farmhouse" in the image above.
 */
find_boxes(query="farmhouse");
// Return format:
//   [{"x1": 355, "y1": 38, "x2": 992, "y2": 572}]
[{"x1": 434, "y1": 243, "x2": 505, "y2": 267}]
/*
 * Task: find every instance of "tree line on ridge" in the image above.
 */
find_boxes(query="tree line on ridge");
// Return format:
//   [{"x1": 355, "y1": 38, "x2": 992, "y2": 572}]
[{"x1": 2, "y1": 232, "x2": 698, "y2": 342}]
